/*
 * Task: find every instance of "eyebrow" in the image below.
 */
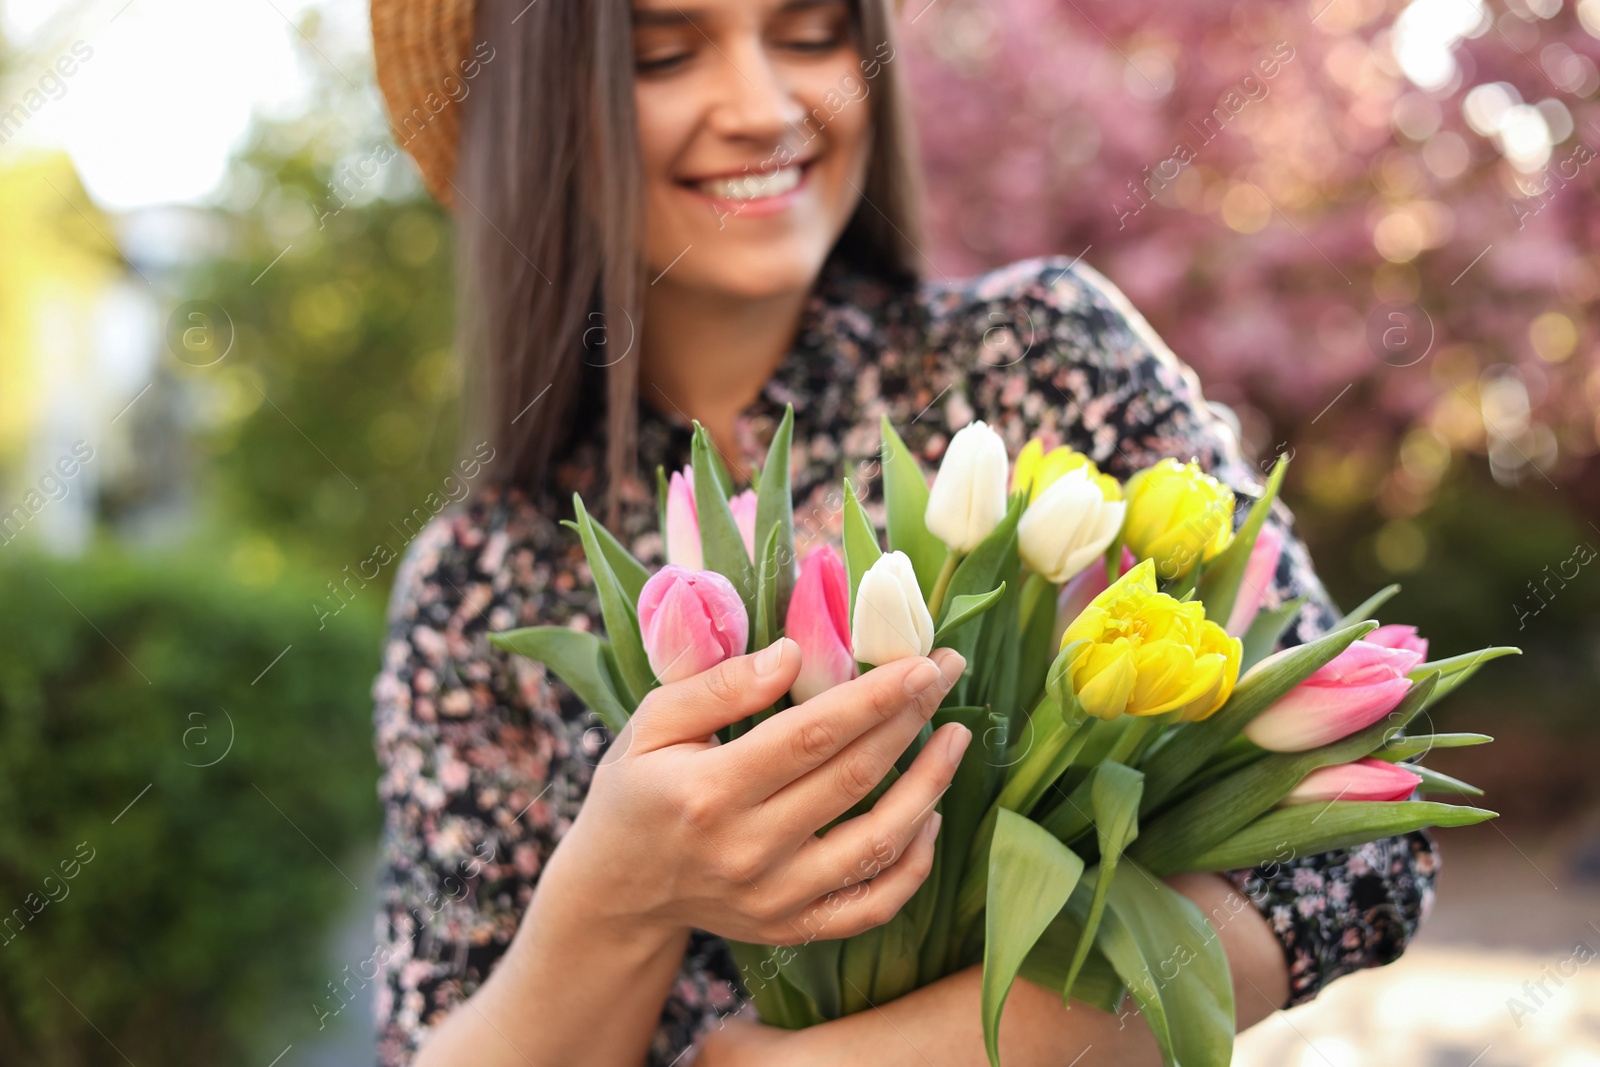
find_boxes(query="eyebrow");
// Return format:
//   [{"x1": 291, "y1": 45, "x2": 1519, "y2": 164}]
[{"x1": 631, "y1": 0, "x2": 844, "y2": 28}]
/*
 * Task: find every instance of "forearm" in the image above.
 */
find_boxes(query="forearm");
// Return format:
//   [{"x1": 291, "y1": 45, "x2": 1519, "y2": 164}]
[
  {"x1": 413, "y1": 842, "x2": 690, "y2": 1067},
  {"x1": 703, "y1": 873, "x2": 1287, "y2": 1066}
]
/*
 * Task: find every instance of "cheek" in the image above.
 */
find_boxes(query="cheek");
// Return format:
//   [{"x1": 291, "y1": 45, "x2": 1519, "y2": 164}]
[{"x1": 634, "y1": 89, "x2": 689, "y2": 181}]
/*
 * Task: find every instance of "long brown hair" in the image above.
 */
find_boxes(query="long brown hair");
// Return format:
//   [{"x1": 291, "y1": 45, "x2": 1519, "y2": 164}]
[{"x1": 453, "y1": 0, "x2": 925, "y2": 525}]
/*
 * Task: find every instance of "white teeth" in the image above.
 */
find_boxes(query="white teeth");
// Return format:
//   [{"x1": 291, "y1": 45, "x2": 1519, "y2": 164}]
[{"x1": 697, "y1": 164, "x2": 803, "y2": 201}]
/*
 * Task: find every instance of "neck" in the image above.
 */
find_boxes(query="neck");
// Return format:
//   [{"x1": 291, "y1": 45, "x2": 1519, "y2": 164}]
[{"x1": 640, "y1": 278, "x2": 810, "y2": 479}]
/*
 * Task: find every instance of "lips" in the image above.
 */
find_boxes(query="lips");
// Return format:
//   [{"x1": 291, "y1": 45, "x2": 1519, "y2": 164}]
[{"x1": 679, "y1": 159, "x2": 813, "y2": 203}]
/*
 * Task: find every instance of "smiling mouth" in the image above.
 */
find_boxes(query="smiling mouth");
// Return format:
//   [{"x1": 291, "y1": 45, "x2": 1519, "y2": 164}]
[{"x1": 684, "y1": 161, "x2": 809, "y2": 202}]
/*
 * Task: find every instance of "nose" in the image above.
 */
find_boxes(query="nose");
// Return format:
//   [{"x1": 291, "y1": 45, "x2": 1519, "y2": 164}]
[{"x1": 706, "y1": 38, "x2": 807, "y2": 145}]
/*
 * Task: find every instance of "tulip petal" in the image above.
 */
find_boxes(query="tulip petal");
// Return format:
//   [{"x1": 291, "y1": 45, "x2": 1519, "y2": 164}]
[
  {"x1": 852, "y1": 551, "x2": 935, "y2": 665},
  {"x1": 925, "y1": 421, "x2": 1009, "y2": 552},
  {"x1": 1225, "y1": 523, "x2": 1283, "y2": 638},
  {"x1": 1281, "y1": 757, "x2": 1423, "y2": 805},
  {"x1": 665, "y1": 469, "x2": 702, "y2": 571},
  {"x1": 729, "y1": 490, "x2": 759, "y2": 562},
  {"x1": 1075, "y1": 642, "x2": 1138, "y2": 720},
  {"x1": 1367, "y1": 624, "x2": 1429, "y2": 660},
  {"x1": 638, "y1": 565, "x2": 748, "y2": 684},
  {"x1": 1243, "y1": 677, "x2": 1414, "y2": 752},
  {"x1": 787, "y1": 545, "x2": 857, "y2": 702}
]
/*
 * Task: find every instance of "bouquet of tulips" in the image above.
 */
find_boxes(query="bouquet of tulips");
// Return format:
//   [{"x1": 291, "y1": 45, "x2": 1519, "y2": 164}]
[{"x1": 492, "y1": 407, "x2": 1514, "y2": 1067}]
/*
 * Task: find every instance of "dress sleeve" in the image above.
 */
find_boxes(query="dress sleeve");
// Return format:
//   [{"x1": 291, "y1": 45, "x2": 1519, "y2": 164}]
[
  {"x1": 370, "y1": 495, "x2": 746, "y2": 1066},
  {"x1": 954, "y1": 256, "x2": 1439, "y2": 1009}
]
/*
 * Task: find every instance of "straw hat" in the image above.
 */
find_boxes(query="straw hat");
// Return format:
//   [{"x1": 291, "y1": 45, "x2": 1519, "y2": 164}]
[{"x1": 371, "y1": 0, "x2": 903, "y2": 207}]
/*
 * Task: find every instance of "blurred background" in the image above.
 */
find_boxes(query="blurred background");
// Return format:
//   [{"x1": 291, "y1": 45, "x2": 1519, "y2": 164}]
[{"x1": 0, "y1": 0, "x2": 1595, "y2": 1062}]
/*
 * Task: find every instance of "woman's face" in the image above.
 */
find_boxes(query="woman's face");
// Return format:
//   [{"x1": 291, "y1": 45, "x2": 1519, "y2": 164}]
[{"x1": 632, "y1": 0, "x2": 873, "y2": 300}]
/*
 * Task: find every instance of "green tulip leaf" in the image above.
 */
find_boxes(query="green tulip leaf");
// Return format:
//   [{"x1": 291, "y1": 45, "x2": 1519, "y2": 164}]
[
  {"x1": 691, "y1": 424, "x2": 758, "y2": 633},
  {"x1": 754, "y1": 521, "x2": 782, "y2": 652},
  {"x1": 1372, "y1": 732, "x2": 1493, "y2": 760},
  {"x1": 1015, "y1": 572, "x2": 1060, "y2": 714},
  {"x1": 879, "y1": 416, "x2": 948, "y2": 597},
  {"x1": 1334, "y1": 583, "x2": 1401, "y2": 630},
  {"x1": 1061, "y1": 761, "x2": 1143, "y2": 1004},
  {"x1": 1238, "y1": 595, "x2": 1306, "y2": 673},
  {"x1": 776, "y1": 939, "x2": 843, "y2": 1022},
  {"x1": 841, "y1": 479, "x2": 883, "y2": 618},
  {"x1": 560, "y1": 515, "x2": 649, "y2": 605},
  {"x1": 870, "y1": 908, "x2": 924, "y2": 1006},
  {"x1": 489, "y1": 626, "x2": 631, "y2": 733},
  {"x1": 755, "y1": 405, "x2": 797, "y2": 622},
  {"x1": 725, "y1": 942, "x2": 827, "y2": 1030},
  {"x1": 970, "y1": 550, "x2": 1022, "y2": 719},
  {"x1": 1414, "y1": 647, "x2": 1521, "y2": 709},
  {"x1": 840, "y1": 933, "x2": 877, "y2": 1017},
  {"x1": 1409, "y1": 765, "x2": 1485, "y2": 796},
  {"x1": 1196, "y1": 453, "x2": 1287, "y2": 628},
  {"x1": 932, "y1": 583, "x2": 1007, "y2": 647},
  {"x1": 572, "y1": 495, "x2": 655, "y2": 704},
  {"x1": 982, "y1": 810, "x2": 1085, "y2": 1067},
  {"x1": 1018, "y1": 885, "x2": 1127, "y2": 1014},
  {"x1": 945, "y1": 495, "x2": 1024, "y2": 704},
  {"x1": 1087, "y1": 858, "x2": 1235, "y2": 1067},
  {"x1": 920, "y1": 704, "x2": 1005, "y2": 984},
  {"x1": 1177, "y1": 800, "x2": 1498, "y2": 872}
]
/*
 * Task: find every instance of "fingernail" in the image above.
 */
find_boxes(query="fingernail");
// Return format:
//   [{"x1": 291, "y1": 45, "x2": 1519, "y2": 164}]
[
  {"x1": 934, "y1": 648, "x2": 966, "y2": 688},
  {"x1": 755, "y1": 638, "x2": 789, "y2": 677},
  {"x1": 945, "y1": 723, "x2": 971, "y2": 765},
  {"x1": 925, "y1": 811, "x2": 943, "y2": 840},
  {"x1": 902, "y1": 658, "x2": 941, "y2": 695}
]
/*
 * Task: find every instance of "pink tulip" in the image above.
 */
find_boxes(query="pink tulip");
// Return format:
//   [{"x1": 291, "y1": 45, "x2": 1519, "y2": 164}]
[
  {"x1": 637, "y1": 565, "x2": 749, "y2": 684},
  {"x1": 785, "y1": 545, "x2": 856, "y2": 703},
  {"x1": 1225, "y1": 524, "x2": 1284, "y2": 637},
  {"x1": 1243, "y1": 639, "x2": 1426, "y2": 752},
  {"x1": 665, "y1": 468, "x2": 702, "y2": 571},
  {"x1": 729, "y1": 490, "x2": 758, "y2": 561},
  {"x1": 1367, "y1": 624, "x2": 1429, "y2": 661},
  {"x1": 1281, "y1": 757, "x2": 1423, "y2": 806},
  {"x1": 663, "y1": 466, "x2": 758, "y2": 569}
]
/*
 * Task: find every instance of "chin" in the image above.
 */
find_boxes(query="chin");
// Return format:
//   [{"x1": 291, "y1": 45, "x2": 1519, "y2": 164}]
[{"x1": 672, "y1": 244, "x2": 832, "y2": 301}]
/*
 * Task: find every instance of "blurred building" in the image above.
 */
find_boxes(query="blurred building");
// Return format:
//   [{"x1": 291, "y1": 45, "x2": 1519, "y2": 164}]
[{"x1": 0, "y1": 150, "x2": 187, "y2": 554}]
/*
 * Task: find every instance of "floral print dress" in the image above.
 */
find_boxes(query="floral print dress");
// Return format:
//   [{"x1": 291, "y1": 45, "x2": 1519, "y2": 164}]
[{"x1": 371, "y1": 252, "x2": 1437, "y2": 1065}]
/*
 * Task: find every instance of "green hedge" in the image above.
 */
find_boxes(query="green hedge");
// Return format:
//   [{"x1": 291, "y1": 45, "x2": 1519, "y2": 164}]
[{"x1": 0, "y1": 548, "x2": 382, "y2": 1064}]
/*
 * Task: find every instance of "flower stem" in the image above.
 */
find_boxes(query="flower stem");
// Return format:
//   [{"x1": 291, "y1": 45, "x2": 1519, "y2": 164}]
[
  {"x1": 1017, "y1": 569, "x2": 1050, "y2": 635},
  {"x1": 925, "y1": 549, "x2": 963, "y2": 623}
]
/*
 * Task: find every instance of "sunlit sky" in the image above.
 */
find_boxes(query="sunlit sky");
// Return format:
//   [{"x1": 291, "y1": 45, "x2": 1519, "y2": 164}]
[{"x1": 1, "y1": 0, "x2": 367, "y2": 210}]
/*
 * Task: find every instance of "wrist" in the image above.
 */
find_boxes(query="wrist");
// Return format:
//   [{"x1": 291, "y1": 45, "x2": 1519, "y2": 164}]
[{"x1": 528, "y1": 828, "x2": 690, "y2": 953}]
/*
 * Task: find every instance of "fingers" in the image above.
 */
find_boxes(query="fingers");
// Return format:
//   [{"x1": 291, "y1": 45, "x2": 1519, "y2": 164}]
[
  {"x1": 796, "y1": 721, "x2": 971, "y2": 892},
  {"x1": 723, "y1": 648, "x2": 965, "y2": 803},
  {"x1": 767, "y1": 811, "x2": 943, "y2": 945},
  {"x1": 630, "y1": 638, "x2": 801, "y2": 750}
]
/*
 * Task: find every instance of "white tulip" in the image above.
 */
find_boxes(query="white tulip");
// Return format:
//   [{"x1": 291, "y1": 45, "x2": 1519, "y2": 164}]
[
  {"x1": 851, "y1": 551, "x2": 936, "y2": 666},
  {"x1": 924, "y1": 420, "x2": 1009, "y2": 553},
  {"x1": 1017, "y1": 467, "x2": 1127, "y2": 584}
]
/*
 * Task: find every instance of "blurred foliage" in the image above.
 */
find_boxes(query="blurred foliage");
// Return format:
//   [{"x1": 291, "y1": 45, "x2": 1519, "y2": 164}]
[
  {"x1": 0, "y1": 548, "x2": 381, "y2": 1065},
  {"x1": 176, "y1": 103, "x2": 461, "y2": 575},
  {"x1": 901, "y1": 0, "x2": 1600, "y2": 728},
  {"x1": 905, "y1": 0, "x2": 1600, "y2": 511}
]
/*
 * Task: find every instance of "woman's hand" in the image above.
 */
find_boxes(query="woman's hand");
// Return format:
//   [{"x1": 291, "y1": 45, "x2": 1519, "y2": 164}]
[
  {"x1": 413, "y1": 637, "x2": 970, "y2": 1067},
  {"x1": 549, "y1": 636, "x2": 970, "y2": 945}
]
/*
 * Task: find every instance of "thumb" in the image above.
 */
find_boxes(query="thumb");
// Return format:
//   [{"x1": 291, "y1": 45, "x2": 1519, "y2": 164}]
[{"x1": 629, "y1": 638, "x2": 802, "y2": 749}]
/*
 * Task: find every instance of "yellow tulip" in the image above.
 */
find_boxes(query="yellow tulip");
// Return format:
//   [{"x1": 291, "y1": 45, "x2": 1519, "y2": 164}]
[
  {"x1": 1058, "y1": 560, "x2": 1241, "y2": 721},
  {"x1": 1013, "y1": 439, "x2": 1121, "y2": 504},
  {"x1": 1122, "y1": 458, "x2": 1235, "y2": 579}
]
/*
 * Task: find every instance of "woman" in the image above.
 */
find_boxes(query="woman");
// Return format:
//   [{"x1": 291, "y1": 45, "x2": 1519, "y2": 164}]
[{"x1": 368, "y1": 0, "x2": 1437, "y2": 1063}]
